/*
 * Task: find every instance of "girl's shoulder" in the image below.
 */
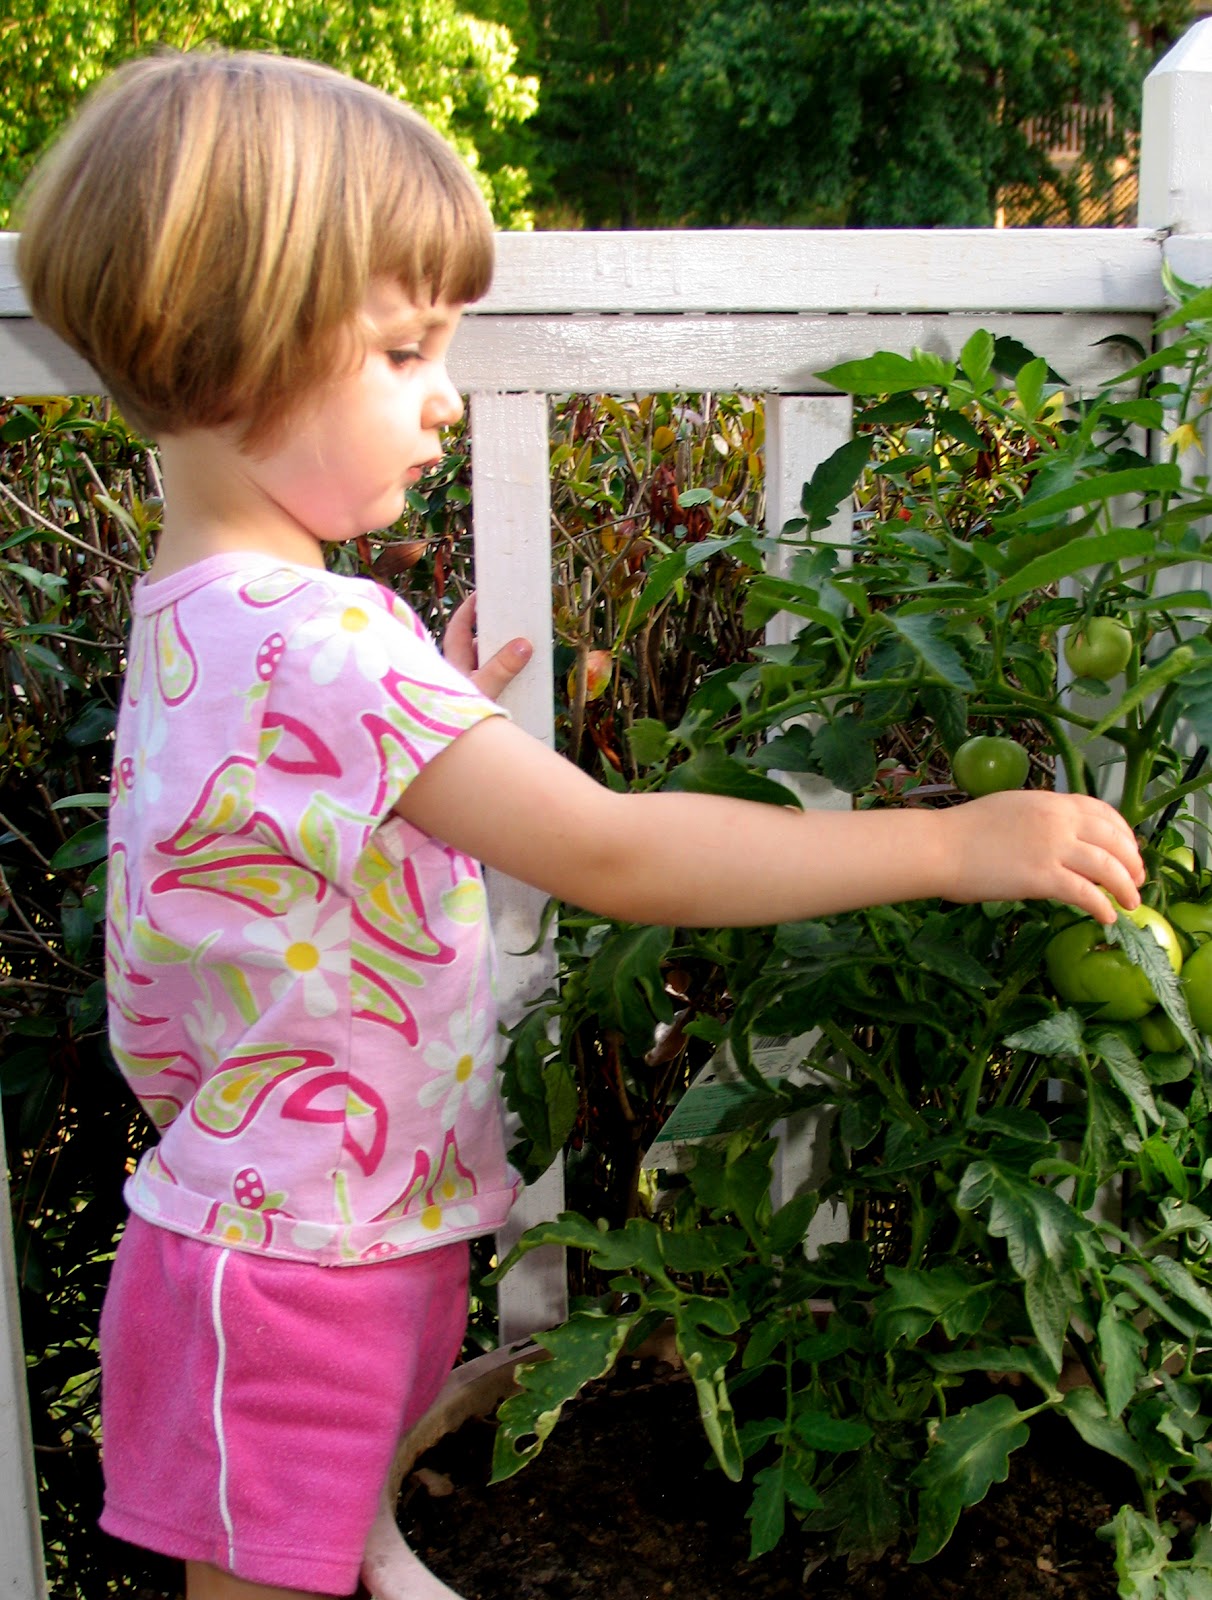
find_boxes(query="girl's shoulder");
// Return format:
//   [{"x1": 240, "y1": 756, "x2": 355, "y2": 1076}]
[{"x1": 133, "y1": 552, "x2": 426, "y2": 639}]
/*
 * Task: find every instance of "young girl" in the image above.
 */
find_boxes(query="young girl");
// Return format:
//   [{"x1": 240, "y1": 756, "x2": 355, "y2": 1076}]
[{"x1": 17, "y1": 49, "x2": 1144, "y2": 1600}]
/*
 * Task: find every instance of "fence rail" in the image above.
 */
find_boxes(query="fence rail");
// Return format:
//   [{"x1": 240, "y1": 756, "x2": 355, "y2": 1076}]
[{"x1": 6, "y1": 16, "x2": 1212, "y2": 1596}]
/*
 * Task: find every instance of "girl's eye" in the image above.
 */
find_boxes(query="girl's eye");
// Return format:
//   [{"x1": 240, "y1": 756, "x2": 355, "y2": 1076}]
[{"x1": 387, "y1": 347, "x2": 422, "y2": 368}]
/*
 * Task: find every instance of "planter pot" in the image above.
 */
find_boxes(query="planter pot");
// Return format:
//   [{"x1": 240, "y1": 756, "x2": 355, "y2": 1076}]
[
  {"x1": 360, "y1": 1339, "x2": 540, "y2": 1599},
  {"x1": 359, "y1": 1325, "x2": 682, "y2": 1599}
]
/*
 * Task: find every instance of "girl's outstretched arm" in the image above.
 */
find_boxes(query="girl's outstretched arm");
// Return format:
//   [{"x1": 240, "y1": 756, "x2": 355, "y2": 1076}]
[{"x1": 396, "y1": 716, "x2": 1144, "y2": 929}]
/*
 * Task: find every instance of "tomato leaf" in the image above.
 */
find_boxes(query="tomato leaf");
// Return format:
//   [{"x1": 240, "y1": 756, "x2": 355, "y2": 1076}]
[
  {"x1": 910, "y1": 1395, "x2": 1029, "y2": 1563},
  {"x1": 491, "y1": 1312, "x2": 635, "y2": 1481}
]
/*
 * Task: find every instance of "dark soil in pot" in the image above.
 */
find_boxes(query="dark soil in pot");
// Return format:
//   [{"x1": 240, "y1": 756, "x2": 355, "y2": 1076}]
[{"x1": 398, "y1": 1357, "x2": 1128, "y2": 1600}]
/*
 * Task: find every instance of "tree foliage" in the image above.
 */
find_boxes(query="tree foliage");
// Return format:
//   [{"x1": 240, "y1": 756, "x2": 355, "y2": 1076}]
[
  {"x1": 0, "y1": 0, "x2": 538, "y2": 228},
  {"x1": 523, "y1": 0, "x2": 1193, "y2": 228},
  {"x1": 522, "y1": 1, "x2": 677, "y2": 228}
]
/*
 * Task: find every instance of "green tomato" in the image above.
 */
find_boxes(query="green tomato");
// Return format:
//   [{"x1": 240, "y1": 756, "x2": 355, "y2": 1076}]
[
  {"x1": 1045, "y1": 905, "x2": 1182, "y2": 1022},
  {"x1": 1063, "y1": 616, "x2": 1133, "y2": 682},
  {"x1": 1181, "y1": 940, "x2": 1212, "y2": 1033},
  {"x1": 1138, "y1": 1009, "x2": 1186, "y2": 1054},
  {"x1": 1167, "y1": 899, "x2": 1212, "y2": 957},
  {"x1": 951, "y1": 735, "x2": 1029, "y2": 798},
  {"x1": 1166, "y1": 845, "x2": 1197, "y2": 874}
]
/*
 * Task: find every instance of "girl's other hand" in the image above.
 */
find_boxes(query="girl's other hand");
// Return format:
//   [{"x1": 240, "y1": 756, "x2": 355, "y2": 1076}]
[
  {"x1": 444, "y1": 593, "x2": 532, "y2": 701},
  {"x1": 943, "y1": 790, "x2": 1145, "y2": 926}
]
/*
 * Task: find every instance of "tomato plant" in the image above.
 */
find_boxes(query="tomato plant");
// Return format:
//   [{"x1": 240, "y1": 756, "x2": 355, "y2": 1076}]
[
  {"x1": 1063, "y1": 615, "x2": 1133, "y2": 682},
  {"x1": 500, "y1": 279, "x2": 1212, "y2": 1598},
  {"x1": 950, "y1": 733, "x2": 1030, "y2": 796}
]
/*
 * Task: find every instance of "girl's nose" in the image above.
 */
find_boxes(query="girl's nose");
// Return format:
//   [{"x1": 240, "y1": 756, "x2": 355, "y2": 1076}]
[{"x1": 428, "y1": 366, "x2": 464, "y2": 428}]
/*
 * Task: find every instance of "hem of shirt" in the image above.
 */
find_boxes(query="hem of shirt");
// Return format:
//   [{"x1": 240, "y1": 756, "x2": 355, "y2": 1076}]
[{"x1": 123, "y1": 1173, "x2": 521, "y2": 1267}]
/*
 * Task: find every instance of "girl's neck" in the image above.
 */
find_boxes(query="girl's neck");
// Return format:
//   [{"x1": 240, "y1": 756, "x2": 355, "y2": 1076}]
[{"x1": 148, "y1": 428, "x2": 326, "y2": 583}]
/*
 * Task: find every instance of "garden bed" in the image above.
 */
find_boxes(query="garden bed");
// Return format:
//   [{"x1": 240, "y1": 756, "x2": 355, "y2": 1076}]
[{"x1": 398, "y1": 1355, "x2": 1127, "y2": 1600}]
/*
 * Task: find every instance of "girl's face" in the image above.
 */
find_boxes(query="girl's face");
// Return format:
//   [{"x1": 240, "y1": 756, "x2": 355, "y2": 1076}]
[{"x1": 247, "y1": 281, "x2": 465, "y2": 543}]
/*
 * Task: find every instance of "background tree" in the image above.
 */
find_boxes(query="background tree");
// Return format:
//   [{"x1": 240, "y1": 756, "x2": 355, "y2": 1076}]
[
  {"x1": 519, "y1": 0, "x2": 1193, "y2": 229},
  {"x1": 661, "y1": 0, "x2": 1193, "y2": 227},
  {"x1": 0, "y1": 0, "x2": 538, "y2": 228},
  {"x1": 520, "y1": 1, "x2": 676, "y2": 228}
]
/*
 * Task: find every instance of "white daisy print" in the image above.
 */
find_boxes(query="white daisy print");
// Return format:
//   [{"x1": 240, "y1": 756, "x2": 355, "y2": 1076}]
[
  {"x1": 128, "y1": 697, "x2": 169, "y2": 811},
  {"x1": 183, "y1": 997, "x2": 226, "y2": 1069},
  {"x1": 243, "y1": 900, "x2": 348, "y2": 1018},
  {"x1": 418, "y1": 1010, "x2": 496, "y2": 1130},
  {"x1": 289, "y1": 598, "x2": 391, "y2": 686}
]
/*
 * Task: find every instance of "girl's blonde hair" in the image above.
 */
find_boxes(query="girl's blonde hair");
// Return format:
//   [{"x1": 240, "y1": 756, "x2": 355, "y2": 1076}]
[{"x1": 16, "y1": 50, "x2": 494, "y2": 444}]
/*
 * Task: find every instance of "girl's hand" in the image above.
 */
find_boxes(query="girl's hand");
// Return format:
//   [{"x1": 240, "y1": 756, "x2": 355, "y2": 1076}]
[
  {"x1": 942, "y1": 790, "x2": 1145, "y2": 925},
  {"x1": 443, "y1": 593, "x2": 532, "y2": 701}
]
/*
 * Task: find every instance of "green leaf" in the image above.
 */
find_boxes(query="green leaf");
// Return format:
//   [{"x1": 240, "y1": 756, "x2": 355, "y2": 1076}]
[
  {"x1": 960, "y1": 330, "x2": 994, "y2": 390},
  {"x1": 804, "y1": 1450, "x2": 903, "y2": 1563},
  {"x1": 817, "y1": 350, "x2": 953, "y2": 396},
  {"x1": 1063, "y1": 1388, "x2": 1151, "y2": 1475},
  {"x1": 955, "y1": 1162, "x2": 1087, "y2": 1366},
  {"x1": 799, "y1": 435, "x2": 872, "y2": 532},
  {"x1": 747, "y1": 1459, "x2": 788, "y2": 1559},
  {"x1": 66, "y1": 704, "x2": 117, "y2": 745},
  {"x1": 1108, "y1": 914, "x2": 1198, "y2": 1054},
  {"x1": 873, "y1": 1265, "x2": 992, "y2": 1348},
  {"x1": 1170, "y1": 660, "x2": 1212, "y2": 748},
  {"x1": 1097, "y1": 1301, "x2": 1146, "y2": 1420},
  {"x1": 1102, "y1": 1504, "x2": 1172, "y2": 1599},
  {"x1": 1091, "y1": 1029, "x2": 1162, "y2": 1133},
  {"x1": 811, "y1": 717, "x2": 877, "y2": 793},
  {"x1": 1015, "y1": 357, "x2": 1047, "y2": 418},
  {"x1": 674, "y1": 1295, "x2": 742, "y2": 1481},
  {"x1": 927, "y1": 1344, "x2": 1061, "y2": 1394},
  {"x1": 500, "y1": 1005, "x2": 570, "y2": 1175},
  {"x1": 883, "y1": 613, "x2": 974, "y2": 690},
  {"x1": 1002, "y1": 1009, "x2": 1085, "y2": 1058},
  {"x1": 793, "y1": 1410, "x2": 872, "y2": 1452},
  {"x1": 910, "y1": 1395, "x2": 1029, "y2": 1563},
  {"x1": 1147, "y1": 1255, "x2": 1212, "y2": 1331},
  {"x1": 984, "y1": 528, "x2": 1158, "y2": 608},
  {"x1": 969, "y1": 1106, "x2": 1052, "y2": 1143},
  {"x1": 583, "y1": 925, "x2": 675, "y2": 1057},
  {"x1": 1007, "y1": 464, "x2": 1182, "y2": 525},
  {"x1": 48, "y1": 820, "x2": 108, "y2": 871},
  {"x1": 627, "y1": 717, "x2": 673, "y2": 768},
  {"x1": 1109, "y1": 1262, "x2": 1202, "y2": 1339},
  {"x1": 0, "y1": 1045, "x2": 51, "y2": 1097},
  {"x1": 491, "y1": 1313, "x2": 635, "y2": 1481},
  {"x1": 907, "y1": 928, "x2": 995, "y2": 990},
  {"x1": 664, "y1": 746, "x2": 801, "y2": 808}
]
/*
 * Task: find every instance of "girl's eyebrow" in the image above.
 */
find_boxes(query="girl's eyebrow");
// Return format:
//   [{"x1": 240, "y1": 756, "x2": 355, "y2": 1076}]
[{"x1": 377, "y1": 308, "x2": 455, "y2": 342}]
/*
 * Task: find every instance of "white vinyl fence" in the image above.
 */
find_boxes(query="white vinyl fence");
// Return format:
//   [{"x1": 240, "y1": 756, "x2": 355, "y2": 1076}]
[{"x1": 6, "y1": 18, "x2": 1212, "y2": 1596}]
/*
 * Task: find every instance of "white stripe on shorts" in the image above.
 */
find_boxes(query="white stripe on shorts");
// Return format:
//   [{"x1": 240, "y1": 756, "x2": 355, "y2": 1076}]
[{"x1": 209, "y1": 1249, "x2": 237, "y2": 1570}]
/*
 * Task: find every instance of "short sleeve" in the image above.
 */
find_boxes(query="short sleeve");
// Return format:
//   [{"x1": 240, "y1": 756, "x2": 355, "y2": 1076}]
[{"x1": 255, "y1": 580, "x2": 504, "y2": 893}]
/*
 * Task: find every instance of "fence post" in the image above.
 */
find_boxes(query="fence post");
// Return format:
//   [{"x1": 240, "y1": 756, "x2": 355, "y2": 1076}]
[
  {"x1": 1139, "y1": 16, "x2": 1212, "y2": 233},
  {"x1": 468, "y1": 391, "x2": 567, "y2": 1342},
  {"x1": 1, "y1": 1098, "x2": 45, "y2": 1600},
  {"x1": 763, "y1": 395, "x2": 854, "y2": 1255}
]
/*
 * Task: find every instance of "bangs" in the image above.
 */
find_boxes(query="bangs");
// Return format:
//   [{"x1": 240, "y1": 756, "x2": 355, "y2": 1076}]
[{"x1": 371, "y1": 156, "x2": 495, "y2": 308}]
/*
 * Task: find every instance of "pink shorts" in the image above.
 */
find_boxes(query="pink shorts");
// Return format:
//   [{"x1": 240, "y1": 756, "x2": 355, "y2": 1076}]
[{"x1": 99, "y1": 1214, "x2": 469, "y2": 1594}]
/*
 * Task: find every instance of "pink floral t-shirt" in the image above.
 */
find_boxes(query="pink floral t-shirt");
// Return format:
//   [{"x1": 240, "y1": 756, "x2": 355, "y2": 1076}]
[{"x1": 106, "y1": 554, "x2": 519, "y2": 1266}]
